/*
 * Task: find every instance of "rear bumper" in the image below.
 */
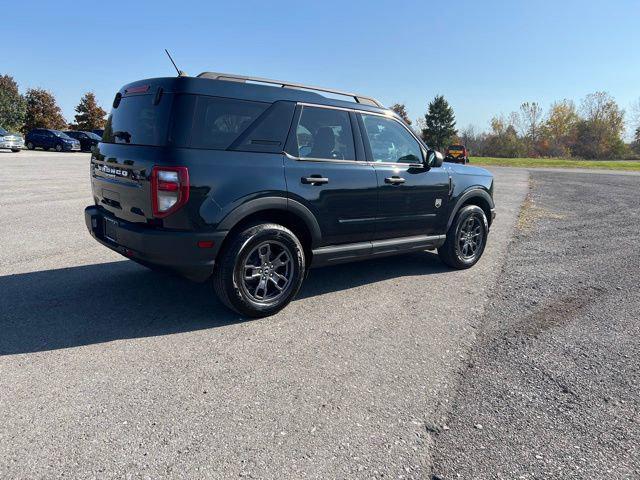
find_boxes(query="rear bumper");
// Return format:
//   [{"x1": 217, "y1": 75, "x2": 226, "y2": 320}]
[{"x1": 84, "y1": 206, "x2": 227, "y2": 282}]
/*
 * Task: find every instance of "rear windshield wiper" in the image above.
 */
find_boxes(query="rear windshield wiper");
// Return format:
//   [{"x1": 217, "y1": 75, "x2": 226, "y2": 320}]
[{"x1": 113, "y1": 131, "x2": 132, "y2": 143}]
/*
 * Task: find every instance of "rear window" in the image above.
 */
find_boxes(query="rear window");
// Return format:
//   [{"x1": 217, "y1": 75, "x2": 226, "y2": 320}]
[
  {"x1": 448, "y1": 145, "x2": 464, "y2": 151},
  {"x1": 103, "y1": 94, "x2": 172, "y2": 146}
]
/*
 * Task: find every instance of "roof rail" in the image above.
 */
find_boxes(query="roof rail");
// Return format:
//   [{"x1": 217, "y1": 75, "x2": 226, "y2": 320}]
[{"x1": 197, "y1": 71, "x2": 384, "y2": 108}]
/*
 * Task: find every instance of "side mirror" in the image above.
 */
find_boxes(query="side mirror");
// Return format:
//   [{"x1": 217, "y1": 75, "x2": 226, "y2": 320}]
[{"x1": 425, "y1": 149, "x2": 444, "y2": 168}]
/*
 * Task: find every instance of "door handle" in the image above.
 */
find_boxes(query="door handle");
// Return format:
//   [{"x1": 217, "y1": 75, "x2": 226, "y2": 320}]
[
  {"x1": 301, "y1": 175, "x2": 329, "y2": 185},
  {"x1": 384, "y1": 176, "x2": 406, "y2": 185}
]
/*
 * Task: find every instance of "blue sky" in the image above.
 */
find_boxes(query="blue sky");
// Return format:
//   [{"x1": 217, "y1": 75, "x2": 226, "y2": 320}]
[{"x1": 4, "y1": 0, "x2": 639, "y2": 135}]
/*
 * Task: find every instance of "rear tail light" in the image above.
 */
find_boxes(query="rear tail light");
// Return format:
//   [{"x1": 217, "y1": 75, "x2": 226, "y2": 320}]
[{"x1": 151, "y1": 166, "x2": 189, "y2": 218}]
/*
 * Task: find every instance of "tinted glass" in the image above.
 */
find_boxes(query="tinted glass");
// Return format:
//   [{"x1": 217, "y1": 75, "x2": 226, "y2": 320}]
[
  {"x1": 86, "y1": 132, "x2": 102, "y2": 140},
  {"x1": 0, "y1": 127, "x2": 7, "y2": 135},
  {"x1": 190, "y1": 96, "x2": 269, "y2": 150},
  {"x1": 53, "y1": 131, "x2": 73, "y2": 139},
  {"x1": 103, "y1": 94, "x2": 173, "y2": 146},
  {"x1": 361, "y1": 114, "x2": 422, "y2": 164},
  {"x1": 295, "y1": 106, "x2": 355, "y2": 160},
  {"x1": 448, "y1": 145, "x2": 463, "y2": 151},
  {"x1": 232, "y1": 101, "x2": 296, "y2": 153}
]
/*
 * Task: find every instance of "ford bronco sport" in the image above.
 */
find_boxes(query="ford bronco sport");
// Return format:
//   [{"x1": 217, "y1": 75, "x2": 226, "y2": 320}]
[{"x1": 85, "y1": 72, "x2": 495, "y2": 317}]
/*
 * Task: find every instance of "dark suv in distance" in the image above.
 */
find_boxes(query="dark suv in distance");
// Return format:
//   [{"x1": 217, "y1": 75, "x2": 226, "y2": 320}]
[
  {"x1": 25, "y1": 129, "x2": 81, "y2": 152},
  {"x1": 64, "y1": 130, "x2": 101, "y2": 151},
  {"x1": 85, "y1": 72, "x2": 496, "y2": 317}
]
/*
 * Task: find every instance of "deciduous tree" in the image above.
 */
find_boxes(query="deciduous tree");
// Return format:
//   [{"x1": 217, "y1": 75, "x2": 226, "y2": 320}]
[
  {"x1": 573, "y1": 91, "x2": 625, "y2": 159},
  {"x1": 72, "y1": 92, "x2": 107, "y2": 131},
  {"x1": 24, "y1": 88, "x2": 66, "y2": 133},
  {"x1": 0, "y1": 74, "x2": 26, "y2": 132},
  {"x1": 390, "y1": 103, "x2": 412, "y2": 125}
]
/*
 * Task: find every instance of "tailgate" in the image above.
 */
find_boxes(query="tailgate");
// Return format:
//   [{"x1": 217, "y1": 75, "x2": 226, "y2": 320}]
[{"x1": 91, "y1": 143, "x2": 158, "y2": 223}]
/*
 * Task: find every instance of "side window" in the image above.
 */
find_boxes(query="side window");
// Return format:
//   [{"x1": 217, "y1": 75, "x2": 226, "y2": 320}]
[
  {"x1": 190, "y1": 96, "x2": 269, "y2": 150},
  {"x1": 295, "y1": 106, "x2": 355, "y2": 160},
  {"x1": 361, "y1": 114, "x2": 423, "y2": 164}
]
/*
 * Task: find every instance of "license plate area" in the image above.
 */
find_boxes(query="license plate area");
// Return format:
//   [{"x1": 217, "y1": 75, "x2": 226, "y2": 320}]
[{"x1": 104, "y1": 217, "x2": 118, "y2": 242}]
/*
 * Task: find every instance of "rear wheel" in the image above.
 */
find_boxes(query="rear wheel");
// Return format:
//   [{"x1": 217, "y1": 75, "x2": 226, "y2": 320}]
[
  {"x1": 212, "y1": 223, "x2": 305, "y2": 317},
  {"x1": 438, "y1": 205, "x2": 488, "y2": 269},
  {"x1": 26, "y1": 142, "x2": 34, "y2": 150}
]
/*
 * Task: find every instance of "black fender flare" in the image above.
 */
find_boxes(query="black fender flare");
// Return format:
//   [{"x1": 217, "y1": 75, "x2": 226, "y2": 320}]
[
  {"x1": 217, "y1": 196, "x2": 322, "y2": 247},
  {"x1": 446, "y1": 188, "x2": 494, "y2": 230}
]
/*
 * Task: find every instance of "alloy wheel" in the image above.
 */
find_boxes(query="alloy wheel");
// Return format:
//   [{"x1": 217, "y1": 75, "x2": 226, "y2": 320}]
[
  {"x1": 240, "y1": 240, "x2": 293, "y2": 303},
  {"x1": 457, "y1": 215, "x2": 483, "y2": 260}
]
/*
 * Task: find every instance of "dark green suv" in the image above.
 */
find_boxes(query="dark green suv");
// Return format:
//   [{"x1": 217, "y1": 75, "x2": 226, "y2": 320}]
[{"x1": 85, "y1": 72, "x2": 495, "y2": 317}]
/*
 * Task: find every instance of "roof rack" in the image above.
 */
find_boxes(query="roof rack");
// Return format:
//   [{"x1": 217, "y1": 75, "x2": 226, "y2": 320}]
[{"x1": 197, "y1": 71, "x2": 384, "y2": 108}]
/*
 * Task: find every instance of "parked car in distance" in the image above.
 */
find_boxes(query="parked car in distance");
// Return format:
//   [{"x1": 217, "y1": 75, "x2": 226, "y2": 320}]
[
  {"x1": 85, "y1": 72, "x2": 495, "y2": 317},
  {"x1": 64, "y1": 130, "x2": 101, "y2": 152},
  {"x1": 92, "y1": 129, "x2": 104, "y2": 138},
  {"x1": 25, "y1": 129, "x2": 81, "y2": 152},
  {"x1": 0, "y1": 127, "x2": 24, "y2": 152},
  {"x1": 445, "y1": 144, "x2": 469, "y2": 164}
]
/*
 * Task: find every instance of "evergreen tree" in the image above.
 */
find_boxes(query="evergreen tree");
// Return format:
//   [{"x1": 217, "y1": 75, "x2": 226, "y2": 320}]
[
  {"x1": 421, "y1": 95, "x2": 457, "y2": 150},
  {"x1": 72, "y1": 92, "x2": 107, "y2": 131}
]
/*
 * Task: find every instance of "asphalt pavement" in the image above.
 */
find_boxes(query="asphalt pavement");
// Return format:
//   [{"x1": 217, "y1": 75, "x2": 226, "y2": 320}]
[
  {"x1": 1, "y1": 149, "x2": 525, "y2": 478},
  {"x1": 431, "y1": 170, "x2": 640, "y2": 479}
]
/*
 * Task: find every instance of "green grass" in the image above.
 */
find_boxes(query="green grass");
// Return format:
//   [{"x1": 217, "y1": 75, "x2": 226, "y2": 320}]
[{"x1": 470, "y1": 156, "x2": 640, "y2": 171}]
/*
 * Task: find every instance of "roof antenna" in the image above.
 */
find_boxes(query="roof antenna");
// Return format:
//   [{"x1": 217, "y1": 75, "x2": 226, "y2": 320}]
[{"x1": 165, "y1": 49, "x2": 187, "y2": 77}]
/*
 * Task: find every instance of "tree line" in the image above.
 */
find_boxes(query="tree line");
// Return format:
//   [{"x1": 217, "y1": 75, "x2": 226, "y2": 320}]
[
  {"x1": 392, "y1": 92, "x2": 640, "y2": 160},
  {"x1": 2, "y1": 71, "x2": 638, "y2": 159},
  {"x1": 0, "y1": 74, "x2": 107, "y2": 134}
]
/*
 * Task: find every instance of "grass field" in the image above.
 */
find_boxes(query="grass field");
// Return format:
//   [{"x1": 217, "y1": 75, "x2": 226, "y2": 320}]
[{"x1": 470, "y1": 156, "x2": 640, "y2": 171}]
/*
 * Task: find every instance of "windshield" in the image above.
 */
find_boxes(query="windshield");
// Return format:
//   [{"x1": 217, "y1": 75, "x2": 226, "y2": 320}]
[{"x1": 0, "y1": 127, "x2": 7, "y2": 135}]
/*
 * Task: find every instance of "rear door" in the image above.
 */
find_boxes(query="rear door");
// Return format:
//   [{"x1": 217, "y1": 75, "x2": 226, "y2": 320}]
[
  {"x1": 358, "y1": 112, "x2": 450, "y2": 238},
  {"x1": 284, "y1": 105, "x2": 377, "y2": 246}
]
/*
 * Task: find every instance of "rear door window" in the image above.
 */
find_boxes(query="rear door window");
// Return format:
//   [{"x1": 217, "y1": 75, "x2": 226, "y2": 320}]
[{"x1": 293, "y1": 106, "x2": 355, "y2": 160}]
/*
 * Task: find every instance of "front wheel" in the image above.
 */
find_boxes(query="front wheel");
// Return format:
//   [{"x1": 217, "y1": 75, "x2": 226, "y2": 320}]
[
  {"x1": 55, "y1": 144, "x2": 63, "y2": 152},
  {"x1": 212, "y1": 223, "x2": 305, "y2": 317},
  {"x1": 438, "y1": 205, "x2": 488, "y2": 269}
]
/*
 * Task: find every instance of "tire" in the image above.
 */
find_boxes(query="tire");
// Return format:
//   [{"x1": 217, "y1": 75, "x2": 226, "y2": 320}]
[
  {"x1": 11, "y1": 148, "x2": 20, "y2": 153},
  {"x1": 55, "y1": 144, "x2": 63, "y2": 152},
  {"x1": 212, "y1": 223, "x2": 305, "y2": 317},
  {"x1": 438, "y1": 205, "x2": 488, "y2": 269},
  {"x1": 26, "y1": 142, "x2": 34, "y2": 150}
]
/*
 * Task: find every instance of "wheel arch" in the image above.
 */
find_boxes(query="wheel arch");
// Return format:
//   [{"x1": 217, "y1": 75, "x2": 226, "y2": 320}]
[
  {"x1": 447, "y1": 188, "x2": 494, "y2": 230},
  {"x1": 216, "y1": 197, "x2": 321, "y2": 265}
]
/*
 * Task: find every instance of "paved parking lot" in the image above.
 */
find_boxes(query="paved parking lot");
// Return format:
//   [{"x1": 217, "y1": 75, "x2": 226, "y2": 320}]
[{"x1": 0, "y1": 150, "x2": 529, "y2": 478}]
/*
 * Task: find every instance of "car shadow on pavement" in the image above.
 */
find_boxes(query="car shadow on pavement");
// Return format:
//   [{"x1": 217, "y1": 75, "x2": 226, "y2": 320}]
[{"x1": 0, "y1": 251, "x2": 447, "y2": 355}]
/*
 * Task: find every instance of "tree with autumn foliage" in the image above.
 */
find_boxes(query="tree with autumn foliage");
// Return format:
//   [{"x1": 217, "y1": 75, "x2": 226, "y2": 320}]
[
  {"x1": 71, "y1": 92, "x2": 107, "y2": 131},
  {"x1": 0, "y1": 74, "x2": 26, "y2": 132},
  {"x1": 390, "y1": 103, "x2": 412, "y2": 126},
  {"x1": 23, "y1": 88, "x2": 67, "y2": 133}
]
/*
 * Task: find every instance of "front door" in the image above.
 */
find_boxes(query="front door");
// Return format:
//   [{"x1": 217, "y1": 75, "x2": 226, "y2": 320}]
[
  {"x1": 357, "y1": 113, "x2": 451, "y2": 238},
  {"x1": 285, "y1": 105, "x2": 378, "y2": 246}
]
